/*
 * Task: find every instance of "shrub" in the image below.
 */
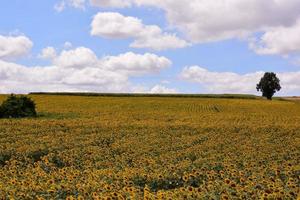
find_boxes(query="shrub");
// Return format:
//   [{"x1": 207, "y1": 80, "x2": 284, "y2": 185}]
[
  {"x1": 0, "y1": 152, "x2": 11, "y2": 166},
  {"x1": 0, "y1": 94, "x2": 37, "y2": 118},
  {"x1": 28, "y1": 149, "x2": 49, "y2": 163}
]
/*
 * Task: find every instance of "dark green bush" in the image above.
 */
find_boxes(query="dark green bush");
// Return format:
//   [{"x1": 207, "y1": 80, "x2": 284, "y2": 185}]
[
  {"x1": 0, "y1": 94, "x2": 37, "y2": 118},
  {"x1": 28, "y1": 149, "x2": 49, "y2": 163},
  {"x1": 0, "y1": 153, "x2": 11, "y2": 166}
]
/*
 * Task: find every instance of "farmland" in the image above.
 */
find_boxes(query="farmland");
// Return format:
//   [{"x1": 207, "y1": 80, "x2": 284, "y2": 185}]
[{"x1": 0, "y1": 95, "x2": 299, "y2": 199}]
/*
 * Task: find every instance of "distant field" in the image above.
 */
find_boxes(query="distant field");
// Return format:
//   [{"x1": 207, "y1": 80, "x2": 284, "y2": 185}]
[
  {"x1": 283, "y1": 97, "x2": 300, "y2": 101},
  {"x1": 0, "y1": 95, "x2": 299, "y2": 199},
  {"x1": 30, "y1": 92, "x2": 261, "y2": 99}
]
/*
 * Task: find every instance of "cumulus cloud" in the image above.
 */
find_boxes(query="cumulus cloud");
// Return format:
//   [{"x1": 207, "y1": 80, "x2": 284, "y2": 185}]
[
  {"x1": 147, "y1": 0, "x2": 300, "y2": 43},
  {"x1": 250, "y1": 20, "x2": 300, "y2": 56},
  {"x1": 181, "y1": 66, "x2": 300, "y2": 95},
  {"x1": 0, "y1": 60, "x2": 127, "y2": 94},
  {"x1": 91, "y1": 12, "x2": 145, "y2": 39},
  {"x1": 0, "y1": 47, "x2": 171, "y2": 93},
  {"x1": 56, "y1": 0, "x2": 300, "y2": 57},
  {"x1": 132, "y1": 84, "x2": 178, "y2": 94},
  {"x1": 130, "y1": 0, "x2": 300, "y2": 42},
  {"x1": 50, "y1": 47, "x2": 171, "y2": 73},
  {"x1": 53, "y1": 47, "x2": 98, "y2": 68},
  {"x1": 149, "y1": 85, "x2": 178, "y2": 94},
  {"x1": 39, "y1": 47, "x2": 57, "y2": 60},
  {"x1": 102, "y1": 52, "x2": 171, "y2": 75},
  {"x1": 89, "y1": 0, "x2": 300, "y2": 58},
  {"x1": 91, "y1": 12, "x2": 188, "y2": 51},
  {"x1": 0, "y1": 35, "x2": 33, "y2": 60}
]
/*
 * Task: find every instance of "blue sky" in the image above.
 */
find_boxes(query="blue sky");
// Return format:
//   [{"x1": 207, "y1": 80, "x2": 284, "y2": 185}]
[{"x1": 1, "y1": 0, "x2": 300, "y2": 95}]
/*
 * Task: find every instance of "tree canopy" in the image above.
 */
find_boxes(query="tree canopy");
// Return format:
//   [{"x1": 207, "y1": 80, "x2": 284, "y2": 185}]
[{"x1": 256, "y1": 72, "x2": 281, "y2": 100}]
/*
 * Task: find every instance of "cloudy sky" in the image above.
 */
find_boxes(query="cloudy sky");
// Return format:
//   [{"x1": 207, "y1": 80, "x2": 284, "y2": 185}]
[{"x1": 1, "y1": 0, "x2": 300, "y2": 95}]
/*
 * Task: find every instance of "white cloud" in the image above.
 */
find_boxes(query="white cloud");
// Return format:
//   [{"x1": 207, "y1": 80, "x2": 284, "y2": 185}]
[
  {"x1": 63, "y1": 41, "x2": 73, "y2": 49},
  {"x1": 39, "y1": 47, "x2": 57, "y2": 60},
  {"x1": 69, "y1": 0, "x2": 86, "y2": 9},
  {"x1": 53, "y1": 47, "x2": 98, "y2": 68},
  {"x1": 0, "y1": 60, "x2": 127, "y2": 93},
  {"x1": 54, "y1": 0, "x2": 86, "y2": 12},
  {"x1": 52, "y1": 47, "x2": 171, "y2": 73},
  {"x1": 91, "y1": 12, "x2": 144, "y2": 39},
  {"x1": 75, "y1": 1, "x2": 300, "y2": 46},
  {"x1": 132, "y1": 0, "x2": 300, "y2": 42},
  {"x1": 0, "y1": 46, "x2": 171, "y2": 93},
  {"x1": 0, "y1": 35, "x2": 33, "y2": 60},
  {"x1": 102, "y1": 52, "x2": 171, "y2": 75},
  {"x1": 250, "y1": 20, "x2": 300, "y2": 56},
  {"x1": 181, "y1": 66, "x2": 263, "y2": 94},
  {"x1": 54, "y1": 1, "x2": 66, "y2": 12},
  {"x1": 89, "y1": 0, "x2": 300, "y2": 58},
  {"x1": 129, "y1": 33, "x2": 189, "y2": 51},
  {"x1": 131, "y1": 84, "x2": 178, "y2": 94},
  {"x1": 60, "y1": 67, "x2": 128, "y2": 89},
  {"x1": 149, "y1": 85, "x2": 177, "y2": 94},
  {"x1": 56, "y1": 0, "x2": 300, "y2": 57},
  {"x1": 181, "y1": 66, "x2": 300, "y2": 95},
  {"x1": 90, "y1": 0, "x2": 131, "y2": 8},
  {"x1": 91, "y1": 12, "x2": 188, "y2": 51}
]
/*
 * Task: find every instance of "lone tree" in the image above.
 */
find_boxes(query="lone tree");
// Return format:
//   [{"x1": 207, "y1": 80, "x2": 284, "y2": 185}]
[
  {"x1": 0, "y1": 94, "x2": 37, "y2": 118},
  {"x1": 256, "y1": 72, "x2": 281, "y2": 100}
]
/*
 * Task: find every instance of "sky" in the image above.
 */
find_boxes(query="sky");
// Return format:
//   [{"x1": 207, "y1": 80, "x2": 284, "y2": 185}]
[{"x1": 1, "y1": 0, "x2": 300, "y2": 95}]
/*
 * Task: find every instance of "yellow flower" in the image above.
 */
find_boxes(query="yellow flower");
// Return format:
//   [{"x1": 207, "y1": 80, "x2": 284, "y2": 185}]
[
  {"x1": 77, "y1": 195, "x2": 84, "y2": 200},
  {"x1": 66, "y1": 196, "x2": 75, "y2": 200},
  {"x1": 182, "y1": 175, "x2": 188, "y2": 182}
]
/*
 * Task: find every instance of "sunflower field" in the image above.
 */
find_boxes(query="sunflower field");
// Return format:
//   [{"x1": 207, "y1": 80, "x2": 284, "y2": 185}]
[{"x1": 0, "y1": 95, "x2": 299, "y2": 199}]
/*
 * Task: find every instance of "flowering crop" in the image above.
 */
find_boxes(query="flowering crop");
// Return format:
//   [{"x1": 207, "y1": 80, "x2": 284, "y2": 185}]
[{"x1": 0, "y1": 95, "x2": 299, "y2": 199}]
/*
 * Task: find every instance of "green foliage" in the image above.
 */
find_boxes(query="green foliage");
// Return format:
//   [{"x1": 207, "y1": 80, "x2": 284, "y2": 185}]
[
  {"x1": 148, "y1": 177, "x2": 185, "y2": 191},
  {"x1": 0, "y1": 153, "x2": 11, "y2": 167},
  {"x1": 0, "y1": 94, "x2": 37, "y2": 118},
  {"x1": 28, "y1": 149, "x2": 49, "y2": 163},
  {"x1": 256, "y1": 72, "x2": 281, "y2": 100},
  {"x1": 132, "y1": 176, "x2": 147, "y2": 188}
]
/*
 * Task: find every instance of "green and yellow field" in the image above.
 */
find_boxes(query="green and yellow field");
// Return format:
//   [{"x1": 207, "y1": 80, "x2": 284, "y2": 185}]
[{"x1": 0, "y1": 95, "x2": 299, "y2": 199}]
